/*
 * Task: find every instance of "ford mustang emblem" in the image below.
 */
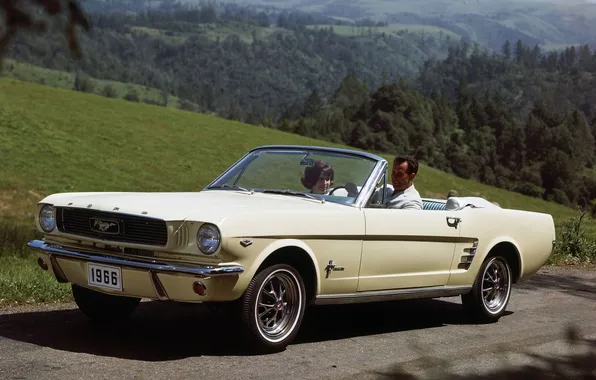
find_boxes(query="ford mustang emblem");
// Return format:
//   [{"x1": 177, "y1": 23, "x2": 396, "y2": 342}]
[{"x1": 89, "y1": 218, "x2": 121, "y2": 235}]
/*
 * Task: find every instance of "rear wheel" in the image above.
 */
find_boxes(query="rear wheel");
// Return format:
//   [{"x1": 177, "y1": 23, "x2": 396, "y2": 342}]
[
  {"x1": 72, "y1": 284, "x2": 141, "y2": 323},
  {"x1": 240, "y1": 264, "x2": 306, "y2": 352},
  {"x1": 462, "y1": 255, "x2": 512, "y2": 322}
]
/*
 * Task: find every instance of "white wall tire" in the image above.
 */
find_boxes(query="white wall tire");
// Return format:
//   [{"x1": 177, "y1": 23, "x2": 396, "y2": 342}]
[
  {"x1": 240, "y1": 264, "x2": 306, "y2": 352},
  {"x1": 462, "y1": 256, "x2": 512, "y2": 322}
]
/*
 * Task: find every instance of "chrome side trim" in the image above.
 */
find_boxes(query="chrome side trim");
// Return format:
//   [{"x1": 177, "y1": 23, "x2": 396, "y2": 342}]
[
  {"x1": 314, "y1": 285, "x2": 471, "y2": 305},
  {"x1": 27, "y1": 240, "x2": 244, "y2": 278}
]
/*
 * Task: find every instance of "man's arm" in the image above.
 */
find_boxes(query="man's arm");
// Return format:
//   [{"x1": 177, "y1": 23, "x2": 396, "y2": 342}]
[
  {"x1": 386, "y1": 195, "x2": 423, "y2": 210},
  {"x1": 402, "y1": 199, "x2": 423, "y2": 210}
]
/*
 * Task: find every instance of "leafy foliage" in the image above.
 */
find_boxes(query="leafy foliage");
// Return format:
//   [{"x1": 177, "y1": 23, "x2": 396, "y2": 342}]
[
  {"x1": 0, "y1": 0, "x2": 90, "y2": 61},
  {"x1": 551, "y1": 210, "x2": 596, "y2": 264}
]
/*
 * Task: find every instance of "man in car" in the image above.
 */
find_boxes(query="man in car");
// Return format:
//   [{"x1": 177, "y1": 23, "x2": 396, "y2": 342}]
[
  {"x1": 347, "y1": 155, "x2": 423, "y2": 210},
  {"x1": 383, "y1": 155, "x2": 423, "y2": 210}
]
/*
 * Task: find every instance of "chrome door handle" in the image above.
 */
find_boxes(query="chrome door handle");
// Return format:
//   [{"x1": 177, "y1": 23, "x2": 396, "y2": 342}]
[{"x1": 446, "y1": 217, "x2": 462, "y2": 228}]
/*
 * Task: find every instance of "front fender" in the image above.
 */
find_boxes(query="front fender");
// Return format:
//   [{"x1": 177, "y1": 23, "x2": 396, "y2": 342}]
[{"x1": 247, "y1": 239, "x2": 322, "y2": 295}]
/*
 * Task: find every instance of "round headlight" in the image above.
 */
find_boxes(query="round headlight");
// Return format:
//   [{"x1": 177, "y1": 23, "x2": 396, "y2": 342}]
[
  {"x1": 197, "y1": 223, "x2": 220, "y2": 255},
  {"x1": 39, "y1": 204, "x2": 56, "y2": 232}
]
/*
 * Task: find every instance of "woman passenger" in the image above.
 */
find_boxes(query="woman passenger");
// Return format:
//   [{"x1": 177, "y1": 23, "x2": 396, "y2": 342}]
[{"x1": 301, "y1": 160, "x2": 334, "y2": 194}]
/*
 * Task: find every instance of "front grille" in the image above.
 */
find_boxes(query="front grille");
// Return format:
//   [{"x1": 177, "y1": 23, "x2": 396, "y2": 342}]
[{"x1": 56, "y1": 207, "x2": 168, "y2": 246}]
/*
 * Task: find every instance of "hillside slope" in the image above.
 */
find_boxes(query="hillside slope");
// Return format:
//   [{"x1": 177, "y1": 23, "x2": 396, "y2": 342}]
[
  {"x1": 1, "y1": 59, "x2": 194, "y2": 110},
  {"x1": 0, "y1": 78, "x2": 587, "y2": 232}
]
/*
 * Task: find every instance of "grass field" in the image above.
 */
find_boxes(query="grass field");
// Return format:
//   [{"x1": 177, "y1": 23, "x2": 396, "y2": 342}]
[
  {"x1": 131, "y1": 22, "x2": 291, "y2": 44},
  {"x1": 0, "y1": 77, "x2": 593, "y2": 305},
  {"x1": 0, "y1": 59, "x2": 188, "y2": 110},
  {"x1": 306, "y1": 23, "x2": 462, "y2": 40},
  {"x1": 130, "y1": 26, "x2": 188, "y2": 44}
]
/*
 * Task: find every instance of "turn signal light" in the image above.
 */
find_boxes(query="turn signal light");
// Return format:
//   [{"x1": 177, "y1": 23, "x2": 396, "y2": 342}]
[{"x1": 193, "y1": 281, "x2": 207, "y2": 296}]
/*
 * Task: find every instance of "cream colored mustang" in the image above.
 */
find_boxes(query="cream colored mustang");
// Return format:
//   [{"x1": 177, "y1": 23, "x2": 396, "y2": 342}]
[{"x1": 28, "y1": 145, "x2": 556, "y2": 352}]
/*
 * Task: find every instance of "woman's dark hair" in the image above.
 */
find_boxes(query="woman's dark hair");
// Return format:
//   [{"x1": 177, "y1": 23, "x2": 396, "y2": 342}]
[{"x1": 301, "y1": 160, "x2": 334, "y2": 189}]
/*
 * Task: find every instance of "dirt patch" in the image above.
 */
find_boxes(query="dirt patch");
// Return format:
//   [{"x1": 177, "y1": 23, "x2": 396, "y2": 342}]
[{"x1": 0, "y1": 188, "x2": 46, "y2": 220}]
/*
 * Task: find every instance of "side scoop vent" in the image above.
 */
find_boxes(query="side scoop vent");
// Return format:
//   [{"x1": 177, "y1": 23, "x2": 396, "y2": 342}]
[{"x1": 458, "y1": 240, "x2": 478, "y2": 270}]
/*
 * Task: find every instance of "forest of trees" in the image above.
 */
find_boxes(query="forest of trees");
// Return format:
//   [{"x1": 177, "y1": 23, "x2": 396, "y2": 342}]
[
  {"x1": 7, "y1": 1, "x2": 458, "y2": 121},
  {"x1": 5, "y1": 0, "x2": 596, "y2": 211},
  {"x1": 278, "y1": 41, "x2": 596, "y2": 211}
]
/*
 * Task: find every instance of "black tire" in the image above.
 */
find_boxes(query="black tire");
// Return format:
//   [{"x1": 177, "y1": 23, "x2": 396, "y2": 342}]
[
  {"x1": 461, "y1": 255, "x2": 512, "y2": 322},
  {"x1": 72, "y1": 284, "x2": 141, "y2": 323},
  {"x1": 240, "y1": 264, "x2": 307, "y2": 353}
]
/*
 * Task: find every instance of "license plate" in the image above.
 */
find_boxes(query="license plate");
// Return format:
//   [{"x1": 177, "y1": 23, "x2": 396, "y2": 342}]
[{"x1": 88, "y1": 262, "x2": 122, "y2": 291}]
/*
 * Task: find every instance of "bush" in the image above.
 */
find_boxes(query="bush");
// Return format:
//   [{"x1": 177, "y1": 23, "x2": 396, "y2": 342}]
[
  {"x1": 550, "y1": 210, "x2": 596, "y2": 264},
  {"x1": 0, "y1": 217, "x2": 41, "y2": 257},
  {"x1": 101, "y1": 84, "x2": 118, "y2": 98},
  {"x1": 124, "y1": 89, "x2": 140, "y2": 102}
]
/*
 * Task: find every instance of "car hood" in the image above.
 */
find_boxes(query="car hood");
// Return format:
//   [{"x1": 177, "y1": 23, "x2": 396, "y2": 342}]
[{"x1": 40, "y1": 190, "x2": 341, "y2": 223}]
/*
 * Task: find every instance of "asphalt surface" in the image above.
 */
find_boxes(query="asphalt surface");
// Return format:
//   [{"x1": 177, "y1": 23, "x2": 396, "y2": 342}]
[{"x1": 1, "y1": 265, "x2": 595, "y2": 380}]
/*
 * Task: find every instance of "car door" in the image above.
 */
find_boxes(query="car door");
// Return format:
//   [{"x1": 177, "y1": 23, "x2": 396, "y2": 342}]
[{"x1": 357, "y1": 182, "x2": 462, "y2": 292}]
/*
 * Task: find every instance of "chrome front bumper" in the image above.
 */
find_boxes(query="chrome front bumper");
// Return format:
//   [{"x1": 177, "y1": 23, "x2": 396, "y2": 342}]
[
  {"x1": 27, "y1": 239, "x2": 244, "y2": 278},
  {"x1": 28, "y1": 239, "x2": 245, "y2": 301}
]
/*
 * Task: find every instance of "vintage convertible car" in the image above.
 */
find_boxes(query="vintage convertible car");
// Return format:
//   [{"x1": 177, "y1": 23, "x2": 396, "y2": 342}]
[{"x1": 28, "y1": 145, "x2": 556, "y2": 352}]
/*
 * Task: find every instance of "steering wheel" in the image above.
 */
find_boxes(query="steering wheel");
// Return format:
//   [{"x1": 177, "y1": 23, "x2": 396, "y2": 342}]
[{"x1": 328, "y1": 186, "x2": 349, "y2": 196}]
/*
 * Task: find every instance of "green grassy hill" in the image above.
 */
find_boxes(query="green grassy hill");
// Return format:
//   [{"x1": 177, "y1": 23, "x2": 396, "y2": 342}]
[
  {"x1": 0, "y1": 77, "x2": 589, "y2": 230},
  {"x1": 0, "y1": 76, "x2": 592, "y2": 305}
]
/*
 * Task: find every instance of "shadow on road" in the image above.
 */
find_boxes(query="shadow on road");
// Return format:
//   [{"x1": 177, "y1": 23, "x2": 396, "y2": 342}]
[
  {"x1": 0, "y1": 269, "x2": 593, "y2": 363},
  {"x1": 0, "y1": 296, "x2": 489, "y2": 361},
  {"x1": 294, "y1": 297, "x2": 500, "y2": 344},
  {"x1": 515, "y1": 267, "x2": 596, "y2": 301},
  {"x1": 370, "y1": 327, "x2": 596, "y2": 380}
]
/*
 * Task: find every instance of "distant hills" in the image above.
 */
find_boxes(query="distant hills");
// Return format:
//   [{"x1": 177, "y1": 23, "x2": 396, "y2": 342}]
[{"x1": 182, "y1": 0, "x2": 596, "y2": 51}]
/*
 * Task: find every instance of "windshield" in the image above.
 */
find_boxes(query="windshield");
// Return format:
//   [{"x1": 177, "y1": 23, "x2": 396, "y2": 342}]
[{"x1": 207, "y1": 148, "x2": 380, "y2": 205}]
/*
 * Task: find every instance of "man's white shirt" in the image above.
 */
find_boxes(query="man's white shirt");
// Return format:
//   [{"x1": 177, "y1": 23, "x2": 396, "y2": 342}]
[{"x1": 380, "y1": 183, "x2": 423, "y2": 210}]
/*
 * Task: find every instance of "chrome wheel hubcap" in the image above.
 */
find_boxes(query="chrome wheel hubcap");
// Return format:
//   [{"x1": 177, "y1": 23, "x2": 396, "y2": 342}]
[
  {"x1": 481, "y1": 258, "x2": 510, "y2": 314},
  {"x1": 255, "y1": 270, "x2": 302, "y2": 343}
]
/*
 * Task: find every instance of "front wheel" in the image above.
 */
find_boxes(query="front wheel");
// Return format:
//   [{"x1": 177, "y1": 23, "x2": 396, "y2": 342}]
[
  {"x1": 240, "y1": 264, "x2": 306, "y2": 353},
  {"x1": 461, "y1": 255, "x2": 512, "y2": 322}
]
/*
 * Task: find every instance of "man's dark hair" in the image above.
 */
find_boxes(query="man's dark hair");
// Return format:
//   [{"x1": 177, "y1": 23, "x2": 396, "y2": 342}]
[{"x1": 393, "y1": 155, "x2": 419, "y2": 175}]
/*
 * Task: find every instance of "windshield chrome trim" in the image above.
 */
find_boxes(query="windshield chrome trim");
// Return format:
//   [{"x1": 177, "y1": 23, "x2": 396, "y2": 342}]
[
  {"x1": 248, "y1": 145, "x2": 386, "y2": 162},
  {"x1": 353, "y1": 160, "x2": 388, "y2": 208},
  {"x1": 204, "y1": 145, "x2": 388, "y2": 208}
]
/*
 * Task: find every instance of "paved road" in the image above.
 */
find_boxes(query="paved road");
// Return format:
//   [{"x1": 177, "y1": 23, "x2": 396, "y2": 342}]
[{"x1": 1, "y1": 266, "x2": 595, "y2": 380}]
